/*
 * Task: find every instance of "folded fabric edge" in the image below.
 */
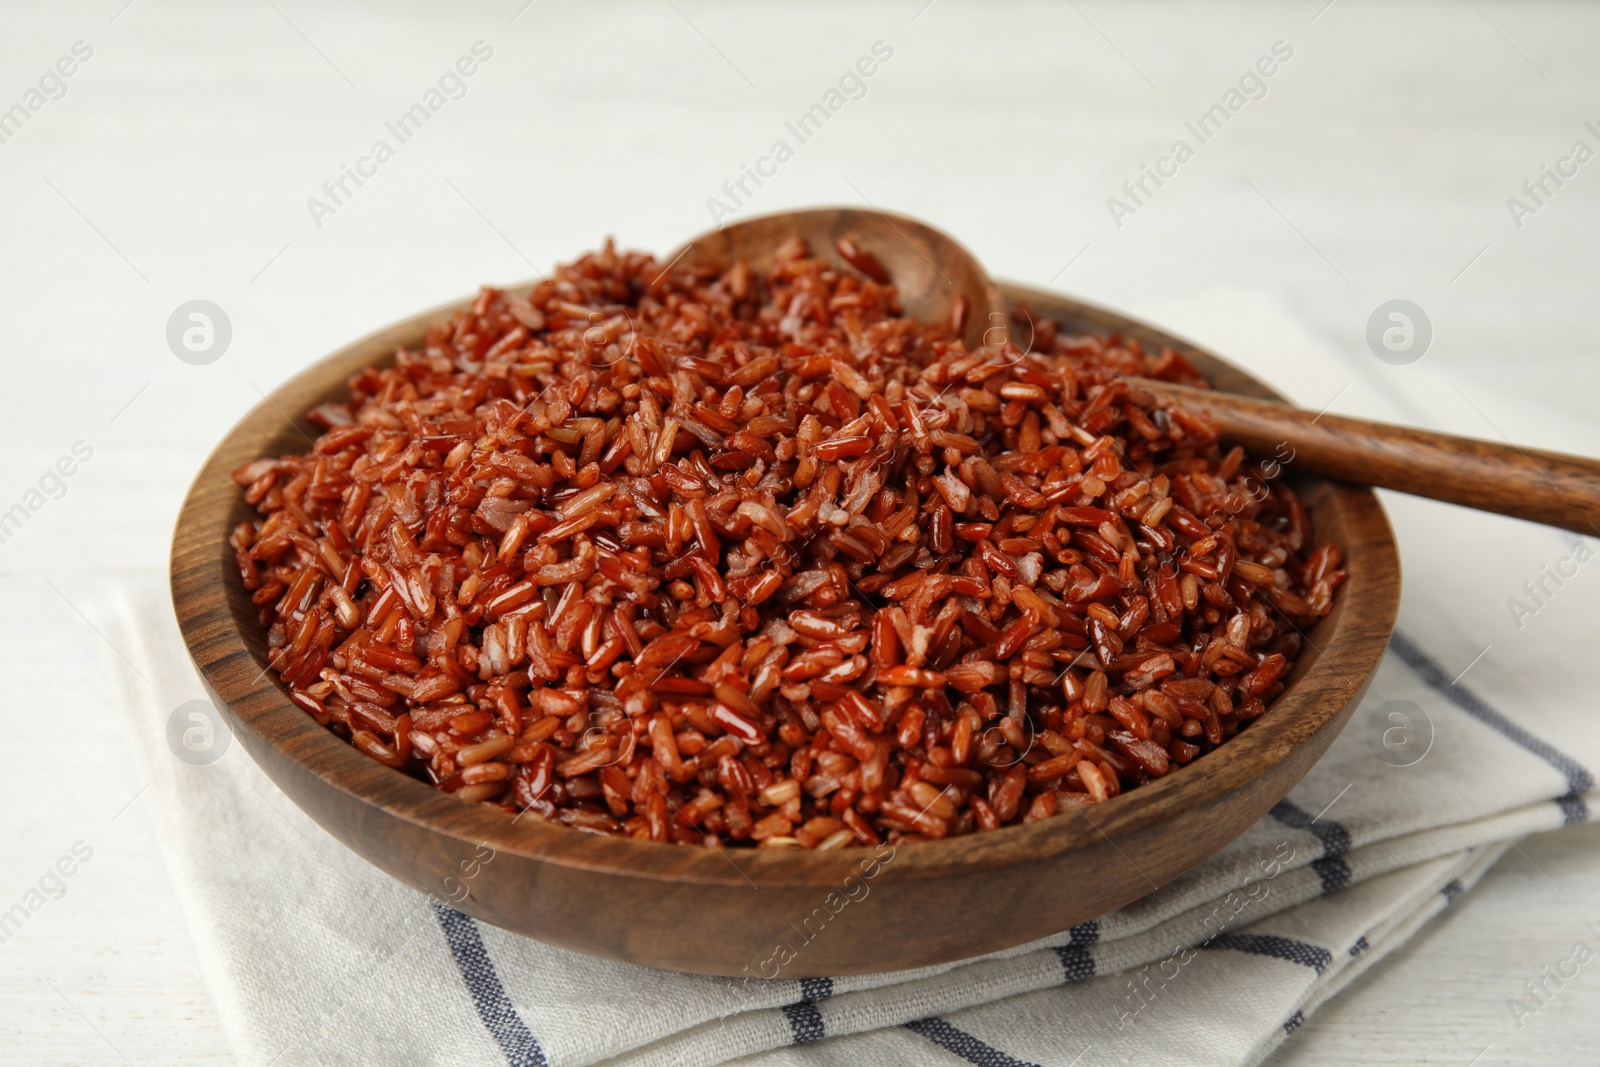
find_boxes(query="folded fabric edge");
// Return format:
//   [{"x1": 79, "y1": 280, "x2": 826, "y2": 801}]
[
  {"x1": 94, "y1": 588, "x2": 263, "y2": 1067},
  {"x1": 583, "y1": 845, "x2": 1509, "y2": 1067},
  {"x1": 1243, "y1": 841, "x2": 1512, "y2": 1067},
  {"x1": 539, "y1": 800, "x2": 1575, "y2": 1067}
]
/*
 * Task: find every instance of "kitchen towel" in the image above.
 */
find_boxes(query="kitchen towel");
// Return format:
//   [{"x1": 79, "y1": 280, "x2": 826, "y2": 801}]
[{"x1": 101, "y1": 565, "x2": 1592, "y2": 1067}]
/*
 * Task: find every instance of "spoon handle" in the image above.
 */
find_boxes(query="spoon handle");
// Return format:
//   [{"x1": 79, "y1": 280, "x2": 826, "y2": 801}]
[{"x1": 1130, "y1": 378, "x2": 1600, "y2": 537}]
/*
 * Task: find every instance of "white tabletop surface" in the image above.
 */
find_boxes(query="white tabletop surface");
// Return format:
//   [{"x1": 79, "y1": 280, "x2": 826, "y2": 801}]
[{"x1": 3, "y1": 1, "x2": 1599, "y2": 1063}]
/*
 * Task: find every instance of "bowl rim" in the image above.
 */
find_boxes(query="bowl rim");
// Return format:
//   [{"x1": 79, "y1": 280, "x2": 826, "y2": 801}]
[{"x1": 169, "y1": 274, "x2": 1400, "y2": 890}]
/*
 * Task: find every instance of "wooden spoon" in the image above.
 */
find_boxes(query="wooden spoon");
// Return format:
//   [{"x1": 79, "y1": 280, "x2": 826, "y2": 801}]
[
  {"x1": 672, "y1": 207, "x2": 1599, "y2": 537},
  {"x1": 1129, "y1": 378, "x2": 1600, "y2": 537},
  {"x1": 665, "y1": 206, "x2": 1007, "y2": 353}
]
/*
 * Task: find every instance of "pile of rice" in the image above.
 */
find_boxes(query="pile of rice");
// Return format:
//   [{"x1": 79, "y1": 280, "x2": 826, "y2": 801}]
[{"x1": 230, "y1": 238, "x2": 1344, "y2": 849}]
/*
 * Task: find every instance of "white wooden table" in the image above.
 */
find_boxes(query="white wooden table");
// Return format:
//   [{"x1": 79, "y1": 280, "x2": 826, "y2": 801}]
[{"x1": 2, "y1": 2, "x2": 1597, "y2": 1062}]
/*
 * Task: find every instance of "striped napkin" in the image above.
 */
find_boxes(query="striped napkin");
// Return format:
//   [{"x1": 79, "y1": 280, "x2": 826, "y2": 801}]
[{"x1": 104, "y1": 294, "x2": 1599, "y2": 1067}]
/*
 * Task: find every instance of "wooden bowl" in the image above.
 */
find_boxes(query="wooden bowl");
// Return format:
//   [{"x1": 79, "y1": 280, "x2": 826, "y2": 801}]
[{"x1": 170, "y1": 279, "x2": 1399, "y2": 977}]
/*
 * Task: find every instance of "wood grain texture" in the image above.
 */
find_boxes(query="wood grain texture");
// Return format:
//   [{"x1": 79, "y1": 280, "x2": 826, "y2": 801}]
[
  {"x1": 1131, "y1": 378, "x2": 1600, "y2": 536},
  {"x1": 168, "y1": 276, "x2": 1400, "y2": 977}
]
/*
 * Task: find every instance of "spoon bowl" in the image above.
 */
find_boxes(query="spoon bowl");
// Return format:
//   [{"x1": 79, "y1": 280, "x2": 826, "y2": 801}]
[{"x1": 668, "y1": 206, "x2": 1007, "y2": 353}]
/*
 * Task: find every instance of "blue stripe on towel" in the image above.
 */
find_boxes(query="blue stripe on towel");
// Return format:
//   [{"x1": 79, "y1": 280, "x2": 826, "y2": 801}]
[
  {"x1": 1204, "y1": 932, "x2": 1333, "y2": 975},
  {"x1": 431, "y1": 903, "x2": 549, "y2": 1067},
  {"x1": 1053, "y1": 920, "x2": 1099, "y2": 983},
  {"x1": 1389, "y1": 631, "x2": 1592, "y2": 824},
  {"x1": 800, "y1": 976, "x2": 834, "y2": 1001},
  {"x1": 782, "y1": 977, "x2": 833, "y2": 1044},
  {"x1": 1269, "y1": 799, "x2": 1352, "y2": 895},
  {"x1": 905, "y1": 1018, "x2": 1046, "y2": 1067}
]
